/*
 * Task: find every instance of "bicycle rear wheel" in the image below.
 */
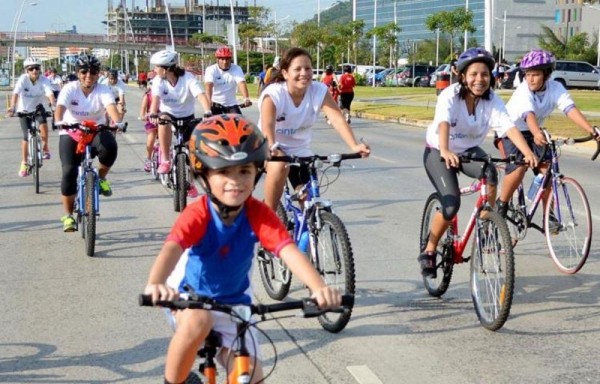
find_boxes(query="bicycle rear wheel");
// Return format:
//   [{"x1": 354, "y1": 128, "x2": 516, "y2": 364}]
[
  {"x1": 257, "y1": 202, "x2": 292, "y2": 300},
  {"x1": 545, "y1": 177, "x2": 591, "y2": 274},
  {"x1": 151, "y1": 146, "x2": 159, "y2": 180},
  {"x1": 419, "y1": 193, "x2": 454, "y2": 297},
  {"x1": 311, "y1": 210, "x2": 355, "y2": 333},
  {"x1": 84, "y1": 171, "x2": 97, "y2": 257},
  {"x1": 174, "y1": 153, "x2": 187, "y2": 212},
  {"x1": 470, "y1": 211, "x2": 514, "y2": 331},
  {"x1": 30, "y1": 136, "x2": 41, "y2": 194}
]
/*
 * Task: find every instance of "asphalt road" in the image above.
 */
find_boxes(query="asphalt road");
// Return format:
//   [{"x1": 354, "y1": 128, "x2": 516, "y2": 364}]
[{"x1": 1, "y1": 85, "x2": 599, "y2": 384}]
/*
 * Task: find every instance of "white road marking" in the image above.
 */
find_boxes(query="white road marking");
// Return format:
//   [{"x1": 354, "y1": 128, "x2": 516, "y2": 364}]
[
  {"x1": 347, "y1": 365, "x2": 384, "y2": 384},
  {"x1": 122, "y1": 133, "x2": 137, "y2": 144},
  {"x1": 370, "y1": 154, "x2": 396, "y2": 164}
]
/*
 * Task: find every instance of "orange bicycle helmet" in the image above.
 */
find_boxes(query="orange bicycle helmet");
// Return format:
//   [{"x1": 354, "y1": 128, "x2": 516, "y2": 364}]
[{"x1": 189, "y1": 114, "x2": 267, "y2": 173}]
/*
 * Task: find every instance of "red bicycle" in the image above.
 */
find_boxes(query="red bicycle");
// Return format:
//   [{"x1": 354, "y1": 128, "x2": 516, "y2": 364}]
[{"x1": 419, "y1": 153, "x2": 518, "y2": 331}]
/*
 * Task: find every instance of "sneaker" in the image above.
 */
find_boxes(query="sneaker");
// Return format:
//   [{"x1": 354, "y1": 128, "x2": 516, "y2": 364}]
[
  {"x1": 43, "y1": 151, "x2": 51, "y2": 160},
  {"x1": 418, "y1": 251, "x2": 437, "y2": 278},
  {"x1": 99, "y1": 178, "x2": 113, "y2": 197},
  {"x1": 547, "y1": 211, "x2": 560, "y2": 234},
  {"x1": 187, "y1": 183, "x2": 199, "y2": 198},
  {"x1": 61, "y1": 215, "x2": 76, "y2": 232},
  {"x1": 157, "y1": 161, "x2": 171, "y2": 174},
  {"x1": 143, "y1": 158, "x2": 151, "y2": 172},
  {"x1": 18, "y1": 162, "x2": 29, "y2": 177},
  {"x1": 496, "y1": 199, "x2": 508, "y2": 218}
]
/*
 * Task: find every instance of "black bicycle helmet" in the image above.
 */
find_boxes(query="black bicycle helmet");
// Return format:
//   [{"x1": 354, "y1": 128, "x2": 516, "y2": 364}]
[
  {"x1": 75, "y1": 54, "x2": 101, "y2": 72},
  {"x1": 456, "y1": 47, "x2": 495, "y2": 73}
]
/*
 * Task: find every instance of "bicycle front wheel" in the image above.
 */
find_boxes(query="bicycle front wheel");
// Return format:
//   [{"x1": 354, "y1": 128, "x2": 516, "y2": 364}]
[
  {"x1": 31, "y1": 136, "x2": 41, "y2": 194},
  {"x1": 419, "y1": 193, "x2": 454, "y2": 297},
  {"x1": 258, "y1": 203, "x2": 293, "y2": 300},
  {"x1": 545, "y1": 177, "x2": 592, "y2": 274},
  {"x1": 174, "y1": 153, "x2": 187, "y2": 212},
  {"x1": 311, "y1": 210, "x2": 355, "y2": 333},
  {"x1": 84, "y1": 171, "x2": 97, "y2": 257},
  {"x1": 470, "y1": 211, "x2": 514, "y2": 331}
]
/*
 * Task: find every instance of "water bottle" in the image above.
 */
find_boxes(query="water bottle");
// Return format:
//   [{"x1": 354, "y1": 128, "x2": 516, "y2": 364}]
[
  {"x1": 298, "y1": 231, "x2": 309, "y2": 253},
  {"x1": 527, "y1": 173, "x2": 544, "y2": 202}
]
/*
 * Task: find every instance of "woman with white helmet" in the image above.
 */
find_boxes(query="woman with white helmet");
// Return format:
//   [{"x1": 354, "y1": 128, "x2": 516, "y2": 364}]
[
  {"x1": 496, "y1": 49, "x2": 600, "y2": 220},
  {"x1": 7, "y1": 57, "x2": 56, "y2": 177},
  {"x1": 419, "y1": 47, "x2": 538, "y2": 277},
  {"x1": 148, "y1": 49, "x2": 211, "y2": 198}
]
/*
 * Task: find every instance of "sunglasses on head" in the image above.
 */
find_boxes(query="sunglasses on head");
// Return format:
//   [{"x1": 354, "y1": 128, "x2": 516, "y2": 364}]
[
  {"x1": 79, "y1": 68, "x2": 99, "y2": 75},
  {"x1": 27, "y1": 66, "x2": 40, "y2": 71}
]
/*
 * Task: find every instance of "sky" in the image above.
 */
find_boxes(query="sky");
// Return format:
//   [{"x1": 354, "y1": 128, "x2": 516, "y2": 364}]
[{"x1": 0, "y1": 0, "x2": 337, "y2": 35}]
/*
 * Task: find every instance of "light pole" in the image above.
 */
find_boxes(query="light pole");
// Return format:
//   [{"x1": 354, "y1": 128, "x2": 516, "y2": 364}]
[
  {"x1": 464, "y1": 0, "x2": 469, "y2": 51},
  {"x1": 372, "y1": 0, "x2": 377, "y2": 87},
  {"x1": 11, "y1": 1, "x2": 37, "y2": 87},
  {"x1": 584, "y1": 2, "x2": 600, "y2": 67},
  {"x1": 273, "y1": 12, "x2": 289, "y2": 56},
  {"x1": 229, "y1": 0, "x2": 237, "y2": 65}
]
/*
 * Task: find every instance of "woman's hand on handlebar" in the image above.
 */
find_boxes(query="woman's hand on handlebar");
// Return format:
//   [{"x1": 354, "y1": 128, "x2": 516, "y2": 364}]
[
  {"x1": 144, "y1": 283, "x2": 179, "y2": 305},
  {"x1": 522, "y1": 151, "x2": 538, "y2": 168},
  {"x1": 310, "y1": 286, "x2": 342, "y2": 310},
  {"x1": 352, "y1": 138, "x2": 371, "y2": 158},
  {"x1": 440, "y1": 149, "x2": 459, "y2": 169}
]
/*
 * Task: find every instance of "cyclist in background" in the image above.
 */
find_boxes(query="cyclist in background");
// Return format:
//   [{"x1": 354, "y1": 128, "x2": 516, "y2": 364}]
[
  {"x1": 100, "y1": 69, "x2": 127, "y2": 121},
  {"x1": 144, "y1": 114, "x2": 342, "y2": 384},
  {"x1": 419, "y1": 47, "x2": 538, "y2": 277},
  {"x1": 7, "y1": 57, "x2": 56, "y2": 177},
  {"x1": 338, "y1": 65, "x2": 356, "y2": 124},
  {"x1": 495, "y1": 49, "x2": 600, "y2": 220},
  {"x1": 204, "y1": 46, "x2": 251, "y2": 115},
  {"x1": 139, "y1": 88, "x2": 157, "y2": 172},
  {"x1": 46, "y1": 67, "x2": 63, "y2": 100},
  {"x1": 148, "y1": 49, "x2": 211, "y2": 198},
  {"x1": 258, "y1": 47, "x2": 370, "y2": 212},
  {"x1": 54, "y1": 54, "x2": 122, "y2": 232}
]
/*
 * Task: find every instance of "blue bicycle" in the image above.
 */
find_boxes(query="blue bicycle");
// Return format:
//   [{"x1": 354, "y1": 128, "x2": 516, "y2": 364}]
[
  {"x1": 62, "y1": 121, "x2": 126, "y2": 257},
  {"x1": 257, "y1": 152, "x2": 361, "y2": 333}
]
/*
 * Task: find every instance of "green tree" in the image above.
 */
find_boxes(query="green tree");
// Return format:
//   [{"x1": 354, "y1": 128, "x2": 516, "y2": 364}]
[
  {"x1": 538, "y1": 25, "x2": 598, "y2": 62},
  {"x1": 425, "y1": 7, "x2": 475, "y2": 56},
  {"x1": 366, "y1": 22, "x2": 402, "y2": 67}
]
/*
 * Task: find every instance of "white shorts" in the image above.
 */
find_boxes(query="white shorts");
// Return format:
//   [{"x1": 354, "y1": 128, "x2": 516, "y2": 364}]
[{"x1": 165, "y1": 308, "x2": 262, "y2": 360}]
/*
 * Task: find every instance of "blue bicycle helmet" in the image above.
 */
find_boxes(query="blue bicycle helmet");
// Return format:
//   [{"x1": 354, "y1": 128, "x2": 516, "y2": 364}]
[{"x1": 456, "y1": 47, "x2": 495, "y2": 73}]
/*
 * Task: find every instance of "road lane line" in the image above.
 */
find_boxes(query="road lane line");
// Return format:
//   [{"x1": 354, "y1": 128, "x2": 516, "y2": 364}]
[
  {"x1": 347, "y1": 365, "x2": 383, "y2": 384},
  {"x1": 122, "y1": 133, "x2": 137, "y2": 144},
  {"x1": 370, "y1": 154, "x2": 396, "y2": 164}
]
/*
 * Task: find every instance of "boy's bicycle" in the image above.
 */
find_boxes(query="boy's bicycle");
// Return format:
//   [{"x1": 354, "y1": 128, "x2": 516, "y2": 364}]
[
  {"x1": 257, "y1": 152, "x2": 361, "y2": 333},
  {"x1": 139, "y1": 286, "x2": 353, "y2": 384},
  {"x1": 16, "y1": 104, "x2": 52, "y2": 194},
  {"x1": 419, "y1": 153, "x2": 518, "y2": 331},
  {"x1": 500, "y1": 128, "x2": 600, "y2": 274},
  {"x1": 156, "y1": 116, "x2": 203, "y2": 212},
  {"x1": 149, "y1": 134, "x2": 161, "y2": 181},
  {"x1": 61, "y1": 121, "x2": 126, "y2": 257}
]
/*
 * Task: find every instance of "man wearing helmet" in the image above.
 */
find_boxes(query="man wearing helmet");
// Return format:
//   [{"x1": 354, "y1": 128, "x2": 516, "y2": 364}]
[
  {"x1": 496, "y1": 49, "x2": 600, "y2": 222},
  {"x1": 143, "y1": 114, "x2": 342, "y2": 384},
  {"x1": 204, "y1": 46, "x2": 251, "y2": 115},
  {"x1": 54, "y1": 53, "x2": 123, "y2": 232},
  {"x1": 419, "y1": 47, "x2": 538, "y2": 277},
  {"x1": 148, "y1": 49, "x2": 211, "y2": 197},
  {"x1": 7, "y1": 57, "x2": 56, "y2": 177}
]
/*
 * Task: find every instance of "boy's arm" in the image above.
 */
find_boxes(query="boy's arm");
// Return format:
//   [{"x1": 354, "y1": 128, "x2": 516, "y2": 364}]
[
  {"x1": 279, "y1": 243, "x2": 341, "y2": 309},
  {"x1": 566, "y1": 107, "x2": 597, "y2": 138},
  {"x1": 145, "y1": 241, "x2": 184, "y2": 302},
  {"x1": 524, "y1": 112, "x2": 547, "y2": 146}
]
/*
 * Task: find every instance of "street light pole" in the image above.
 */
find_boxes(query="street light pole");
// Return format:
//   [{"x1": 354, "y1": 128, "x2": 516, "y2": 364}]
[
  {"x1": 502, "y1": 10, "x2": 506, "y2": 63},
  {"x1": 583, "y1": 2, "x2": 600, "y2": 67},
  {"x1": 11, "y1": 0, "x2": 37, "y2": 88},
  {"x1": 229, "y1": 0, "x2": 237, "y2": 65},
  {"x1": 317, "y1": 0, "x2": 321, "y2": 78},
  {"x1": 372, "y1": 0, "x2": 377, "y2": 87}
]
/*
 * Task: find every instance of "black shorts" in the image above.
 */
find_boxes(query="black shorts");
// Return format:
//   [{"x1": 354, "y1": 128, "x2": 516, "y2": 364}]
[
  {"x1": 339, "y1": 92, "x2": 354, "y2": 110},
  {"x1": 287, "y1": 163, "x2": 310, "y2": 190},
  {"x1": 158, "y1": 112, "x2": 196, "y2": 142},
  {"x1": 497, "y1": 131, "x2": 549, "y2": 174},
  {"x1": 19, "y1": 113, "x2": 48, "y2": 141}
]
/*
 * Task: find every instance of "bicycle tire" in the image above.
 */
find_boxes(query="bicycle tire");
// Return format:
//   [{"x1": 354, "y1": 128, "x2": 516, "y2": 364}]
[
  {"x1": 545, "y1": 177, "x2": 592, "y2": 274},
  {"x1": 151, "y1": 146, "x2": 159, "y2": 180},
  {"x1": 31, "y1": 135, "x2": 40, "y2": 194},
  {"x1": 312, "y1": 210, "x2": 355, "y2": 333},
  {"x1": 79, "y1": 174, "x2": 86, "y2": 240},
  {"x1": 257, "y1": 202, "x2": 293, "y2": 300},
  {"x1": 84, "y1": 171, "x2": 97, "y2": 257},
  {"x1": 419, "y1": 193, "x2": 454, "y2": 297},
  {"x1": 470, "y1": 211, "x2": 514, "y2": 331},
  {"x1": 174, "y1": 153, "x2": 187, "y2": 212}
]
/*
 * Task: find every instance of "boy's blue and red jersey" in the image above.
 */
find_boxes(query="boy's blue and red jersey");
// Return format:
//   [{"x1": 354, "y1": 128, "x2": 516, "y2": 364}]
[{"x1": 166, "y1": 195, "x2": 293, "y2": 304}]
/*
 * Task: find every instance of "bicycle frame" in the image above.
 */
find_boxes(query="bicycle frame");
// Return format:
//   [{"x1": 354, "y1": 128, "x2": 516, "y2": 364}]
[{"x1": 76, "y1": 145, "x2": 100, "y2": 221}]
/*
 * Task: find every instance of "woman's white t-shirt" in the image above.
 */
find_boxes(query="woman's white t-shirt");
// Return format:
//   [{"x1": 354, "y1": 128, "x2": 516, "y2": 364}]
[
  {"x1": 258, "y1": 81, "x2": 328, "y2": 157},
  {"x1": 425, "y1": 83, "x2": 514, "y2": 153},
  {"x1": 13, "y1": 74, "x2": 53, "y2": 113},
  {"x1": 151, "y1": 71, "x2": 205, "y2": 117},
  {"x1": 505, "y1": 80, "x2": 575, "y2": 132},
  {"x1": 204, "y1": 63, "x2": 246, "y2": 106},
  {"x1": 56, "y1": 81, "x2": 115, "y2": 136}
]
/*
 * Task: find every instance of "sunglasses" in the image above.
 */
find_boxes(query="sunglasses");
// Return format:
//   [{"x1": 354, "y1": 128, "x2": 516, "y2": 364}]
[
  {"x1": 27, "y1": 66, "x2": 40, "y2": 72},
  {"x1": 79, "y1": 68, "x2": 99, "y2": 75}
]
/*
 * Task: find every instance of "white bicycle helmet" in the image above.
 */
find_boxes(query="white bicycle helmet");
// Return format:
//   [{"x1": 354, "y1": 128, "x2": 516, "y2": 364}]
[
  {"x1": 150, "y1": 50, "x2": 178, "y2": 67},
  {"x1": 23, "y1": 57, "x2": 41, "y2": 68}
]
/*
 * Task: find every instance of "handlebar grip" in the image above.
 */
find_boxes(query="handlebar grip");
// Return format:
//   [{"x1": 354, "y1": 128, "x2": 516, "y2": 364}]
[
  {"x1": 139, "y1": 294, "x2": 153, "y2": 307},
  {"x1": 341, "y1": 153, "x2": 363, "y2": 160},
  {"x1": 341, "y1": 294, "x2": 354, "y2": 307}
]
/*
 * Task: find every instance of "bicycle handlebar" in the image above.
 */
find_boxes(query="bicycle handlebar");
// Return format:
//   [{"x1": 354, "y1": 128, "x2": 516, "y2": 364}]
[
  {"x1": 270, "y1": 152, "x2": 363, "y2": 165},
  {"x1": 16, "y1": 104, "x2": 53, "y2": 119},
  {"x1": 156, "y1": 115, "x2": 203, "y2": 128},
  {"x1": 139, "y1": 293, "x2": 354, "y2": 319},
  {"x1": 539, "y1": 127, "x2": 600, "y2": 161},
  {"x1": 59, "y1": 121, "x2": 127, "y2": 132}
]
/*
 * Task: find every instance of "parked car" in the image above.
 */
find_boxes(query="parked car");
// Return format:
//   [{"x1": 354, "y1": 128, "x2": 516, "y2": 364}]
[
  {"x1": 397, "y1": 65, "x2": 437, "y2": 87},
  {"x1": 500, "y1": 66, "x2": 523, "y2": 89},
  {"x1": 551, "y1": 60, "x2": 600, "y2": 89},
  {"x1": 429, "y1": 63, "x2": 451, "y2": 87},
  {"x1": 365, "y1": 67, "x2": 386, "y2": 84}
]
